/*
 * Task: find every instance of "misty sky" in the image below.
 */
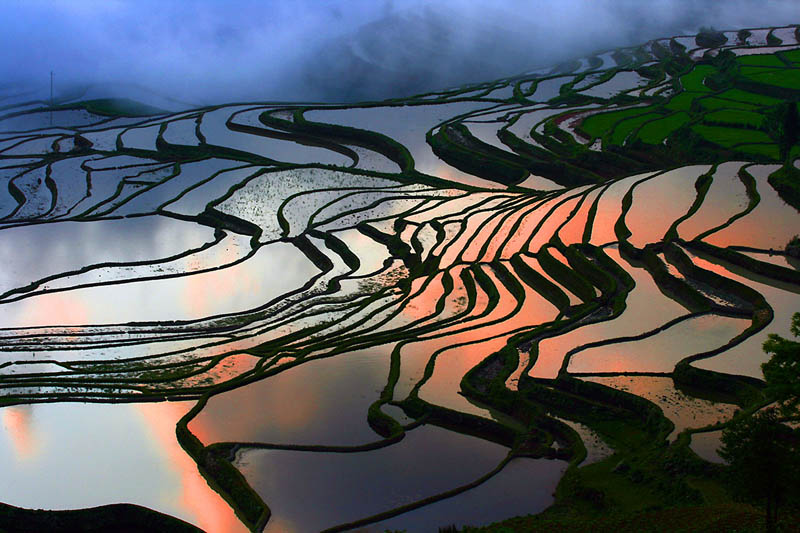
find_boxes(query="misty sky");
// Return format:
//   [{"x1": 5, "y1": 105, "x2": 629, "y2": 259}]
[{"x1": 1, "y1": 0, "x2": 798, "y2": 106}]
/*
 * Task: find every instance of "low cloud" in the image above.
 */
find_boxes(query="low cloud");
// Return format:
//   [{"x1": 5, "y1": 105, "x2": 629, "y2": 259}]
[{"x1": 0, "y1": 0, "x2": 797, "y2": 106}]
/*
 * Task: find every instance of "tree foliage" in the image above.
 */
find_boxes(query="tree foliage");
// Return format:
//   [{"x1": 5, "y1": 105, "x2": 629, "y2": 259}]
[
  {"x1": 762, "y1": 312, "x2": 800, "y2": 416},
  {"x1": 719, "y1": 408, "x2": 800, "y2": 533},
  {"x1": 719, "y1": 313, "x2": 800, "y2": 532},
  {"x1": 764, "y1": 103, "x2": 800, "y2": 161}
]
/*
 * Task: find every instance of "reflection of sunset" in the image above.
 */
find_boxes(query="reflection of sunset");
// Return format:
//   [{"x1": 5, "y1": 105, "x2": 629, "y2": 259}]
[
  {"x1": 625, "y1": 166, "x2": 704, "y2": 247},
  {"x1": 17, "y1": 292, "x2": 90, "y2": 328},
  {"x1": 402, "y1": 272, "x2": 446, "y2": 321},
  {"x1": 417, "y1": 267, "x2": 558, "y2": 412},
  {"x1": 676, "y1": 162, "x2": 746, "y2": 241},
  {"x1": 481, "y1": 209, "x2": 526, "y2": 261},
  {"x1": 134, "y1": 403, "x2": 246, "y2": 533},
  {"x1": 499, "y1": 199, "x2": 553, "y2": 258},
  {"x1": 568, "y1": 315, "x2": 749, "y2": 374},
  {"x1": 528, "y1": 197, "x2": 580, "y2": 252},
  {"x1": 687, "y1": 252, "x2": 741, "y2": 278},
  {"x1": 429, "y1": 161, "x2": 503, "y2": 190},
  {"x1": 440, "y1": 210, "x2": 494, "y2": 266},
  {"x1": 557, "y1": 194, "x2": 595, "y2": 246},
  {"x1": 462, "y1": 213, "x2": 505, "y2": 263},
  {"x1": 2, "y1": 406, "x2": 38, "y2": 461},
  {"x1": 587, "y1": 207, "x2": 622, "y2": 245},
  {"x1": 703, "y1": 164, "x2": 794, "y2": 250},
  {"x1": 191, "y1": 347, "x2": 391, "y2": 449},
  {"x1": 189, "y1": 373, "x2": 319, "y2": 445}
]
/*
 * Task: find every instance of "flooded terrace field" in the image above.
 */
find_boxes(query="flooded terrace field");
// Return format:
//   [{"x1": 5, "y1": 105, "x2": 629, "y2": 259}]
[{"x1": 0, "y1": 23, "x2": 799, "y2": 533}]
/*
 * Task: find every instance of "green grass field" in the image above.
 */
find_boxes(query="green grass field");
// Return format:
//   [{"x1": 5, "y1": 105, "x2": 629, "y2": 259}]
[
  {"x1": 736, "y1": 54, "x2": 788, "y2": 68},
  {"x1": 742, "y1": 68, "x2": 800, "y2": 89},
  {"x1": 576, "y1": 53, "x2": 799, "y2": 156},
  {"x1": 610, "y1": 112, "x2": 663, "y2": 144},
  {"x1": 680, "y1": 65, "x2": 716, "y2": 92},
  {"x1": 634, "y1": 112, "x2": 690, "y2": 143},
  {"x1": 582, "y1": 106, "x2": 656, "y2": 139},
  {"x1": 691, "y1": 124, "x2": 772, "y2": 147},
  {"x1": 696, "y1": 96, "x2": 760, "y2": 111},
  {"x1": 703, "y1": 109, "x2": 765, "y2": 128}
]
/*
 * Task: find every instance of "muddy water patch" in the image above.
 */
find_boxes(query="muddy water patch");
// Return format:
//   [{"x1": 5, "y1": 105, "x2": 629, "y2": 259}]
[{"x1": 582, "y1": 376, "x2": 737, "y2": 439}]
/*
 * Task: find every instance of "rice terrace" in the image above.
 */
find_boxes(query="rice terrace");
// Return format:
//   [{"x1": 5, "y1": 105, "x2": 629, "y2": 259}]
[{"x1": 0, "y1": 6, "x2": 799, "y2": 533}]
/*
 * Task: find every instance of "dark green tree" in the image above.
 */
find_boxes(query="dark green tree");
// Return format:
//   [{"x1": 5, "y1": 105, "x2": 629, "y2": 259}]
[
  {"x1": 765, "y1": 103, "x2": 799, "y2": 160},
  {"x1": 719, "y1": 409, "x2": 799, "y2": 533},
  {"x1": 762, "y1": 312, "x2": 800, "y2": 416},
  {"x1": 719, "y1": 313, "x2": 800, "y2": 532}
]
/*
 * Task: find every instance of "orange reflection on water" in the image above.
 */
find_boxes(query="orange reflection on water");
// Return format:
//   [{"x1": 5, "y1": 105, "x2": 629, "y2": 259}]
[
  {"x1": 557, "y1": 189, "x2": 601, "y2": 246},
  {"x1": 16, "y1": 292, "x2": 90, "y2": 328},
  {"x1": 135, "y1": 402, "x2": 246, "y2": 533},
  {"x1": 587, "y1": 203, "x2": 622, "y2": 246},
  {"x1": 625, "y1": 166, "x2": 706, "y2": 248},
  {"x1": 480, "y1": 206, "x2": 532, "y2": 263},
  {"x1": 419, "y1": 265, "x2": 559, "y2": 412},
  {"x1": 686, "y1": 251, "x2": 744, "y2": 277},
  {"x1": 402, "y1": 272, "x2": 446, "y2": 321},
  {"x1": 439, "y1": 210, "x2": 494, "y2": 267},
  {"x1": 703, "y1": 164, "x2": 796, "y2": 250},
  {"x1": 676, "y1": 162, "x2": 747, "y2": 241},
  {"x1": 188, "y1": 371, "x2": 319, "y2": 446},
  {"x1": 528, "y1": 197, "x2": 580, "y2": 253},
  {"x1": 496, "y1": 197, "x2": 555, "y2": 259},
  {"x1": 2, "y1": 405, "x2": 38, "y2": 461}
]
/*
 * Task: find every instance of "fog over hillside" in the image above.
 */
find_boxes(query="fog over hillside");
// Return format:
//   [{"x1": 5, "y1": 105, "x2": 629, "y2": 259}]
[{"x1": 1, "y1": 0, "x2": 798, "y2": 106}]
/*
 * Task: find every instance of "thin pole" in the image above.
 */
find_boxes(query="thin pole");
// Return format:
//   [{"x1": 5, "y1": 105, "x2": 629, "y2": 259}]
[{"x1": 50, "y1": 71, "x2": 53, "y2": 125}]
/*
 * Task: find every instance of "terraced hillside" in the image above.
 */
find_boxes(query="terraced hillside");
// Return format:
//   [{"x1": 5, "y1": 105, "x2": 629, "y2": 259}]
[{"x1": 0, "y1": 24, "x2": 799, "y2": 533}]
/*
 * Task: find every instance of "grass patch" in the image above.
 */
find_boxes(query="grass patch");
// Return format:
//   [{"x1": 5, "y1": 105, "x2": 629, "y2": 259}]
[
  {"x1": 581, "y1": 106, "x2": 656, "y2": 139},
  {"x1": 742, "y1": 68, "x2": 800, "y2": 90},
  {"x1": 663, "y1": 92, "x2": 703, "y2": 112},
  {"x1": 680, "y1": 65, "x2": 716, "y2": 92},
  {"x1": 714, "y1": 88, "x2": 782, "y2": 106},
  {"x1": 696, "y1": 96, "x2": 761, "y2": 111},
  {"x1": 690, "y1": 124, "x2": 772, "y2": 147},
  {"x1": 610, "y1": 113, "x2": 663, "y2": 145},
  {"x1": 463, "y1": 504, "x2": 800, "y2": 532},
  {"x1": 703, "y1": 109, "x2": 765, "y2": 128},
  {"x1": 63, "y1": 98, "x2": 167, "y2": 117},
  {"x1": 635, "y1": 112, "x2": 690, "y2": 144},
  {"x1": 735, "y1": 143, "x2": 781, "y2": 159},
  {"x1": 736, "y1": 54, "x2": 790, "y2": 68}
]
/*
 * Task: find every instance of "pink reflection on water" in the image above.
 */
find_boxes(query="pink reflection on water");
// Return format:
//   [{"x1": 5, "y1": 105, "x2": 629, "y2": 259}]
[
  {"x1": 704, "y1": 164, "x2": 797, "y2": 250},
  {"x1": 625, "y1": 165, "x2": 709, "y2": 248},
  {"x1": 419, "y1": 264, "x2": 559, "y2": 413},
  {"x1": 188, "y1": 373, "x2": 320, "y2": 446},
  {"x1": 402, "y1": 272, "x2": 446, "y2": 321},
  {"x1": 134, "y1": 402, "x2": 247, "y2": 533},
  {"x1": 1, "y1": 406, "x2": 38, "y2": 461},
  {"x1": 528, "y1": 197, "x2": 579, "y2": 253},
  {"x1": 15, "y1": 292, "x2": 90, "y2": 328},
  {"x1": 557, "y1": 188, "x2": 600, "y2": 246}
]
